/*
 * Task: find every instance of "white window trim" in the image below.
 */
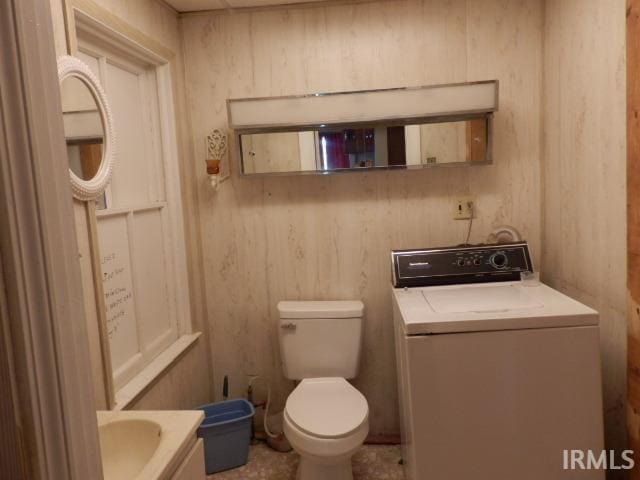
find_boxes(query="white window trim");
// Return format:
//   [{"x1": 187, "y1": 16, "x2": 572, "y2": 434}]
[
  {"x1": 72, "y1": 6, "x2": 195, "y2": 404},
  {"x1": 113, "y1": 332, "x2": 201, "y2": 410}
]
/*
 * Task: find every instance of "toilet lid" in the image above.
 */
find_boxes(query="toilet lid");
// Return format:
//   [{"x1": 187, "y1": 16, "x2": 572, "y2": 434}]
[{"x1": 285, "y1": 378, "x2": 369, "y2": 439}]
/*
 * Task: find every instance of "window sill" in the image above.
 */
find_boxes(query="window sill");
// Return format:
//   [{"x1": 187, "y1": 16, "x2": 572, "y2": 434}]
[{"x1": 113, "y1": 332, "x2": 201, "y2": 410}]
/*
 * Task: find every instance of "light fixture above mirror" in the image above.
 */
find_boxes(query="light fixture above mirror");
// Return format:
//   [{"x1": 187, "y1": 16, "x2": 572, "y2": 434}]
[{"x1": 227, "y1": 80, "x2": 498, "y2": 176}]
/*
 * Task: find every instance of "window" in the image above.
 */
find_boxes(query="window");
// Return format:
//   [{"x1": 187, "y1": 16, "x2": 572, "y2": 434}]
[{"x1": 76, "y1": 30, "x2": 192, "y2": 392}]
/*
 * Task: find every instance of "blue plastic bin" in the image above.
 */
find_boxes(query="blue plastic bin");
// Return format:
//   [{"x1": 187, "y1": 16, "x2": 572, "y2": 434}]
[{"x1": 196, "y1": 399, "x2": 255, "y2": 474}]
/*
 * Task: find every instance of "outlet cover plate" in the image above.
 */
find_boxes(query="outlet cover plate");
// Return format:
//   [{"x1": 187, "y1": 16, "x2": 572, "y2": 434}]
[{"x1": 453, "y1": 196, "x2": 475, "y2": 220}]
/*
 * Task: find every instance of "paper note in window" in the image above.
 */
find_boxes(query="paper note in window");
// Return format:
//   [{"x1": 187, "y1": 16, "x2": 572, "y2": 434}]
[{"x1": 98, "y1": 215, "x2": 139, "y2": 372}]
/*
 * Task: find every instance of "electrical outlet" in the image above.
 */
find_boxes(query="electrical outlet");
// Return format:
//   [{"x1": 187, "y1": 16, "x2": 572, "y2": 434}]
[{"x1": 453, "y1": 196, "x2": 475, "y2": 220}]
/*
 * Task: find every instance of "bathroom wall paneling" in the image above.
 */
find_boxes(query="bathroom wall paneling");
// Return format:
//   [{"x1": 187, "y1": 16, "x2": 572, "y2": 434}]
[
  {"x1": 181, "y1": 0, "x2": 543, "y2": 435},
  {"x1": 543, "y1": 0, "x2": 627, "y2": 464},
  {"x1": 50, "y1": 0, "x2": 213, "y2": 410},
  {"x1": 41, "y1": 0, "x2": 628, "y2": 458},
  {"x1": 629, "y1": 0, "x2": 640, "y2": 476},
  {"x1": 128, "y1": 341, "x2": 208, "y2": 410}
]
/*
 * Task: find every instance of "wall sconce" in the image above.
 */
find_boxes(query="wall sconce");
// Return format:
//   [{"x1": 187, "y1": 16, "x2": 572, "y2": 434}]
[{"x1": 205, "y1": 128, "x2": 229, "y2": 190}]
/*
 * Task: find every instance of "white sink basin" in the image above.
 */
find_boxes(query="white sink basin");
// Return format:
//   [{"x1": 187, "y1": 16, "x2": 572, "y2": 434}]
[
  {"x1": 97, "y1": 410, "x2": 204, "y2": 480},
  {"x1": 99, "y1": 419, "x2": 162, "y2": 480}
]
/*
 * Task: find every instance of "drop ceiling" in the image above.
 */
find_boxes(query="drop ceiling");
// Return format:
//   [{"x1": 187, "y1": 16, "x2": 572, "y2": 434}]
[{"x1": 165, "y1": 0, "x2": 329, "y2": 12}]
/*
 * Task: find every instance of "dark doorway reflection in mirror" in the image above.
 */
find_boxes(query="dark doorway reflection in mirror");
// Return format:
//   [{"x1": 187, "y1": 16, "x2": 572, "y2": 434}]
[{"x1": 61, "y1": 75, "x2": 105, "y2": 180}]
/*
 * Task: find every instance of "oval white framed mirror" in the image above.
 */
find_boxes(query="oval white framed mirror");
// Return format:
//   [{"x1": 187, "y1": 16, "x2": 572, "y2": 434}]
[{"x1": 58, "y1": 55, "x2": 115, "y2": 201}]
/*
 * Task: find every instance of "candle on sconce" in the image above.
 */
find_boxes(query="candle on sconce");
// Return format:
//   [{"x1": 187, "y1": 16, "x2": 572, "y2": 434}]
[{"x1": 205, "y1": 129, "x2": 228, "y2": 189}]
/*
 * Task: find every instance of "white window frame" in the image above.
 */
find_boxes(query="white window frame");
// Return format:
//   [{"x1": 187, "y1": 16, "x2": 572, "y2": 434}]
[{"x1": 72, "y1": 8, "x2": 195, "y2": 406}]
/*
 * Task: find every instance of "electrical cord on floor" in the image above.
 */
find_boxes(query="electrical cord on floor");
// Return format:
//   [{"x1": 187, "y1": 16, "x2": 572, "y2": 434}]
[{"x1": 248, "y1": 375, "x2": 279, "y2": 439}]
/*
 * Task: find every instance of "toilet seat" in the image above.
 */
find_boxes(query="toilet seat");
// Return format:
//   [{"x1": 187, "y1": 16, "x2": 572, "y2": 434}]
[{"x1": 285, "y1": 377, "x2": 368, "y2": 439}]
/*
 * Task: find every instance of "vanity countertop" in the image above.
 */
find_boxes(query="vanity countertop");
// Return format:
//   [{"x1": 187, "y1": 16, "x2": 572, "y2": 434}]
[{"x1": 97, "y1": 409, "x2": 204, "y2": 480}]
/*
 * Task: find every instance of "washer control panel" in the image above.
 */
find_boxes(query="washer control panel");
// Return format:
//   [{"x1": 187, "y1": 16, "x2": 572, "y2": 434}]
[{"x1": 391, "y1": 241, "x2": 533, "y2": 288}]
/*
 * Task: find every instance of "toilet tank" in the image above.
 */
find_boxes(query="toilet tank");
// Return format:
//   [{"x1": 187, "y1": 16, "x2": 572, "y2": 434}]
[{"x1": 277, "y1": 300, "x2": 364, "y2": 380}]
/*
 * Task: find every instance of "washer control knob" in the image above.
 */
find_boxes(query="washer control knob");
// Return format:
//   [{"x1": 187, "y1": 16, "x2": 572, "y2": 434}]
[
  {"x1": 490, "y1": 252, "x2": 509, "y2": 269},
  {"x1": 457, "y1": 258, "x2": 465, "y2": 267}
]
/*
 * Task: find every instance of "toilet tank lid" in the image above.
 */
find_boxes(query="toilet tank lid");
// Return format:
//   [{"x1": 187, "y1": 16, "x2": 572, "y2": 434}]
[{"x1": 277, "y1": 300, "x2": 364, "y2": 319}]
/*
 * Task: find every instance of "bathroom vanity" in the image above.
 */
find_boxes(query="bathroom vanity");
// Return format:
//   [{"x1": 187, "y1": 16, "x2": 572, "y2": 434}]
[{"x1": 97, "y1": 410, "x2": 205, "y2": 480}]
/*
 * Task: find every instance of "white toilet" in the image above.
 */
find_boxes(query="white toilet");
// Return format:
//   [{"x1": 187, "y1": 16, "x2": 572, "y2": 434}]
[{"x1": 277, "y1": 300, "x2": 369, "y2": 480}]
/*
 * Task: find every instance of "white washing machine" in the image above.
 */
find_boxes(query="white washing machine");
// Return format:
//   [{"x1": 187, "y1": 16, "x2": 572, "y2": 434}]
[{"x1": 391, "y1": 242, "x2": 605, "y2": 480}]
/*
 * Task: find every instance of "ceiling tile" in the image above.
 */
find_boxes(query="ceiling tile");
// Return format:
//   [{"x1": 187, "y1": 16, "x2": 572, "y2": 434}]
[
  {"x1": 165, "y1": 0, "x2": 228, "y2": 12},
  {"x1": 167, "y1": 0, "x2": 328, "y2": 12}
]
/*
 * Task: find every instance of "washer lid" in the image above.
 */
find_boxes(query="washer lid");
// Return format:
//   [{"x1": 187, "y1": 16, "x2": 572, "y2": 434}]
[
  {"x1": 393, "y1": 281, "x2": 598, "y2": 335},
  {"x1": 285, "y1": 378, "x2": 368, "y2": 439},
  {"x1": 424, "y1": 285, "x2": 543, "y2": 313}
]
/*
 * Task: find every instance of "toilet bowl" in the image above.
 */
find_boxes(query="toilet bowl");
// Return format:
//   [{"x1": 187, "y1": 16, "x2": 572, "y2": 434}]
[
  {"x1": 277, "y1": 300, "x2": 368, "y2": 480},
  {"x1": 283, "y1": 378, "x2": 369, "y2": 480}
]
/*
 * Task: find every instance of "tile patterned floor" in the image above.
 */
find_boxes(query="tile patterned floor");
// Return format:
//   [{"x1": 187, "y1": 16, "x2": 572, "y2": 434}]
[{"x1": 208, "y1": 443, "x2": 404, "y2": 480}]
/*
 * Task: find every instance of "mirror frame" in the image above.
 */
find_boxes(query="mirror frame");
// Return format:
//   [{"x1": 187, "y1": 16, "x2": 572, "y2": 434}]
[
  {"x1": 228, "y1": 80, "x2": 498, "y2": 177},
  {"x1": 57, "y1": 55, "x2": 115, "y2": 201}
]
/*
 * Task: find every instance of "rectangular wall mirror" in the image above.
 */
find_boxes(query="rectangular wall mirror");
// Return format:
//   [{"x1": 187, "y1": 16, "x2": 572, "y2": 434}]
[
  {"x1": 239, "y1": 117, "x2": 489, "y2": 175},
  {"x1": 228, "y1": 80, "x2": 498, "y2": 176}
]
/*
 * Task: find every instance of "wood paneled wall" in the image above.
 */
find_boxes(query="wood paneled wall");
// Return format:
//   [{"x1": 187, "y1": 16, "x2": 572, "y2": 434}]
[
  {"x1": 181, "y1": 0, "x2": 543, "y2": 435},
  {"x1": 43, "y1": 0, "x2": 628, "y2": 457},
  {"x1": 544, "y1": 0, "x2": 627, "y2": 468},
  {"x1": 629, "y1": 0, "x2": 640, "y2": 476}
]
